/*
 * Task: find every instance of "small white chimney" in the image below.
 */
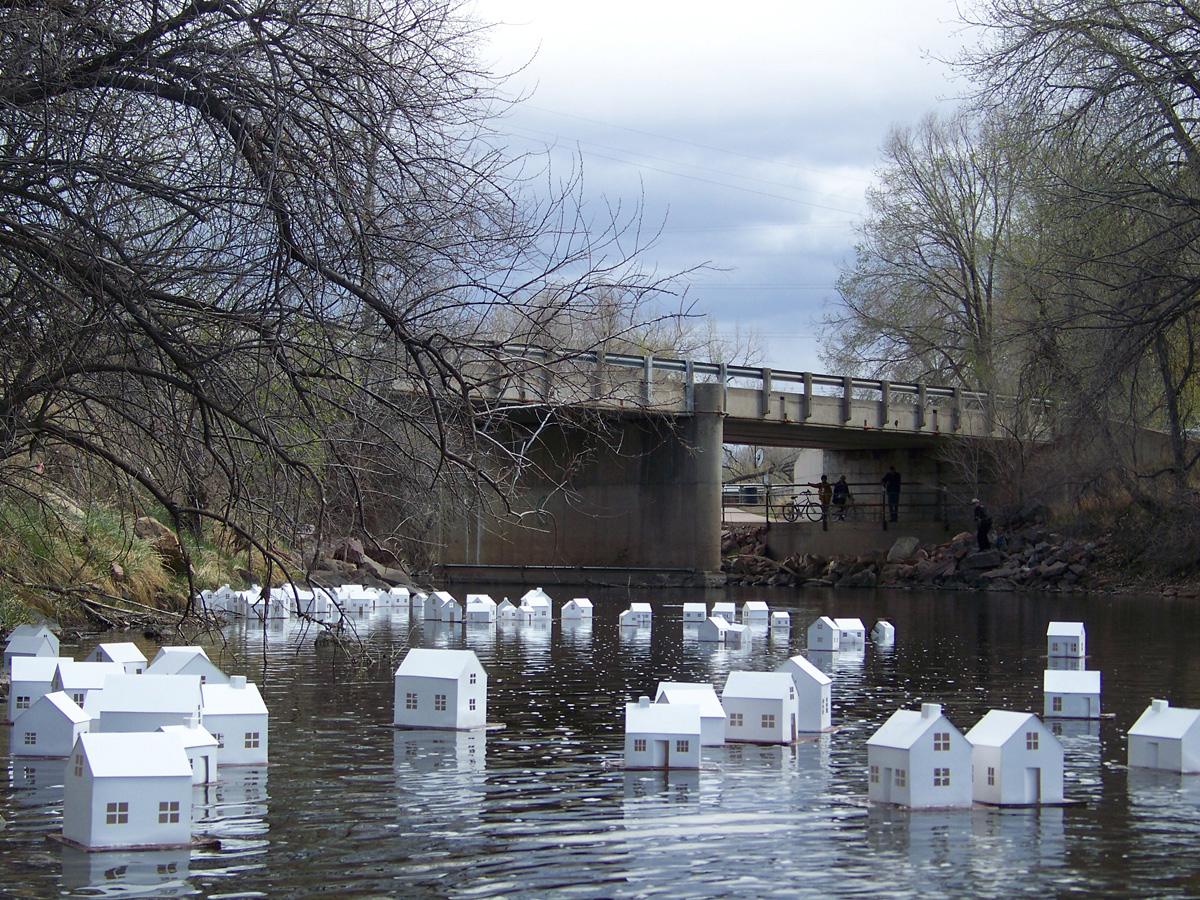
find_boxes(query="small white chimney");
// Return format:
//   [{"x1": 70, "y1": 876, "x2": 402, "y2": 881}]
[
  {"x1": 1152, "y1": 698, "x2": 1169, "y2": 713},
  {"x1": 638, "y1": 696, "x2": 650, "y2": 708},
  {"x1": 230, "y1": 675, "x2": 247, "y2": 690},
  {"x1": 921, "y1": 703, "x2": 942, "y2": 719}
]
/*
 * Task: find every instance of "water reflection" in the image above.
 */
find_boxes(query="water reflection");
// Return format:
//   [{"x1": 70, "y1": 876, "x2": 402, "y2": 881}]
[{"x1": 59, "y1": 845, "x2": 194, "y2": 897}]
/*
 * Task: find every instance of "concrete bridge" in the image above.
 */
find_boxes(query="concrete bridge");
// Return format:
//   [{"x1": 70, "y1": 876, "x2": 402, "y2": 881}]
[{"x1": 435, "y1": 347, "x2": 1035, "y2": 581}]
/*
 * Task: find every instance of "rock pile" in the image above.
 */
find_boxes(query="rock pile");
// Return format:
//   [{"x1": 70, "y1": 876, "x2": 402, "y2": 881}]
[{"x1": 722, "y1": 526, "x2": 1118, "y2": 593}]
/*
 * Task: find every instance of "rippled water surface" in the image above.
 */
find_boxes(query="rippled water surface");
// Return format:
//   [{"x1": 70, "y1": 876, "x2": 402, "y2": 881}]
[{"x1": 4, "y1": 585, "x2": 1200, "y2": 898}]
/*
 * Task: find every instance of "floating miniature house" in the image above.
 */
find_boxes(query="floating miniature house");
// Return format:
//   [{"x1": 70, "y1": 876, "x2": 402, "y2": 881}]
[
  {"x1": 86, "y1": 674, "x2": 203, "y2": 733},
  {"x1": 654, "y1": 681, "x2": 727, "y2": 746},
  {"x1": 775, "y1": 655, "x2": 833, "y2": 733},
  {"x1": 423, "y1": 590, "x2": 454, "y2": 622},
  {"x1": 697, "y1": 615, "x2": 732, "y2": 643},
  {"x1": 53, "y1": 660, "x2": 127, "y2": 709},
  {"x1": 834, "y1": 618, "x2": 866, "y2": 647},
  {"x1": 770, "y1": 611, "x2": 791, "y2": 629},
  {"x1": 62, "y1": 732, "x2": 193, "y2": 851},
  {"x1": 682, "y1": 602, "x2": 707, "y2": 624},
  {"x1": 496, "y1": 598, "x2": 519, "y2": 621},
  {"x1": 624, "y1": 696, "x2": 702, "y2": 769},
  {"x1": 965, "y1": 710, "x2": 1064, "y2": 805},
  {"x1": 1128, "y1": 699, "x2": 1200, "y2": 773},
  {"x1": 712, "y1": 601, "x2": 736, "y2": 622},
  {"x1": 465, "y1": 594, "x2": 498, "y2": 623},
  {"x1": 622, "y1": 602, "x2": 653, "y2": 627},
  {"x1": 866, "y1": 703, "x2": 973, "y2": 809},
  {"x1": 741, "y1": 601, "x2": 770, "y2": 623},
  {"x1": 871, "y1": 620, "x2": 896, "y2": 644},
  {"x1": 561, "y1": 598, "x2": 594, "y2": 620},
  {"x1": 158, "y1": 723, "x2": 219, "y2": 784},
  {"x1": 438, "y1": 594, "x2": 463, "y2": 624},
  {"x1": 519, "y1": 588, "x2": 554, "y2": 623},
  {"x1": 393, "y1": 648, "x2": 487, "y2": 731},
  {"x1": 618, "y1": 609, "x2": 641, "y2": 628},
  {"x1": 4, "y1": 624, "x2": 60, "y2": 675},
  {"x1": 200, "y1": 676, "x2": 269, "y2": 766},
  {"x1": 146, "y1": 646, "x2": 231, "y2": 685},
  {"x1": 89, "y1": 642, "x2": 147, "y2": 675},
  {"x1": 1047, "y1": 621, "x2": 1086, "y2": 659},
  {"x1": 807, "y1": 616, "x2": 841, "y2": 652},
  {"x1": 11, "y1": 691, "x2": 91, "y2": 758},
  {"x1": 1043, "y1": 669, "x2": 1101, "y2": 719},
  {"x1": 8, "y1": 655, "x2": 64, "y2": 722},
  {"x1": 721, "y1": 671, "x2": 801, "y2": 744}
]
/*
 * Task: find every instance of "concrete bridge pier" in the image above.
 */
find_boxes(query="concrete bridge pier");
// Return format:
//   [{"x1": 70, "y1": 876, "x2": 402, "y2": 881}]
[{"x1": 440, "y1": 382, "x2": 725, "y2": 574}]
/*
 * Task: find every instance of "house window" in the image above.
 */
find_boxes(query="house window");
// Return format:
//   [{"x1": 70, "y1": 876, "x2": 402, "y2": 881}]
[
  {"x1": 470, "y1": 673, "x2": 477, "y2": 684},
  {"x1": 762, "y1": 714, "x2": 776, "y2": 730},
  {"x1": 1026, "y1": 731, "x2": 1039, "y2": 751},
  {"x1": 105, "y1": 801, "x2": 129, "y2": 825},
  {"x1": 23, "y1": 732, "x2": 36, "y2": 745},
  {"x1": 435, "y1": 694, "x2": 447, "y2": 712},
  {"x1": 214, "y1": 733, "x2": 224, "y2": 749},
  {"x1": 729, "y1": 713, "x2": 743, "y2": 728},
  {"x1": 74, "y1": 754, "x2": 83, "y2": 777},
  {"x1": 870, "y1": 765, "x2": 880, "y2": 784},
  {"x1": 1051, "y1": 642, "x2": 1059, "y2": 652},
  {"x1": 15, "y1": 695, "x2": 30, "y2": 710},
  {"x1": 245, "y1": 732, "x2": 260, "y2": 749},
  {"x1": 406, "y1": 693, "x2": 418, "y2": 710},
  {"x1": 469, "y1": 698, "x2": 476, "y2": 711},
  {"x1": 1052, "y1": 697, "x2": 1063, "y2": 713},
  {"x1": 676, "y1": 740, "x2": 690, "y2": 753},
  {"x1": 823, "y1": 698, "x2": 830, "y2": 715},
  {"x1": 934, "y1": 732, "x2": 950, "y2": 751},
  {"x1": 634, "y1": 739, "x2": 647, "y2": 752},
  {"x1": 1070, "y1": 643, "x2": 1078, "y2": 653},
  {"x1": 895, "y1": 769, "x2": 906, "y2": 787},
  {"x1": 934, "y1": 767, "x2": 951, "y2": 787},
  {"x1": 199, "y1": 675, "x2": 206, "y2": 684},
  {"x1": 72, "y1": 693, "x2": 84, "y2": 705},
  {"x1": 987, "y1": 766, "x2": 995, "y2": 786},
  {"x1": 789, "y1": 688, "x2": 795, "y2": 700},
  {"x1": 158, "y1": 801, "x2": 180, "y2": 824}
]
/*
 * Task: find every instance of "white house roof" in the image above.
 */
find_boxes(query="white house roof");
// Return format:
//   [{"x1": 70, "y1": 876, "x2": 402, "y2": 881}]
[
  {"x1": 965, "y1": 710, "x2": 1043, "y2": 747},
  {"x1": 778, "y1": 655, "x2": 833, "y2": 687},
  {"x1": 85, "y1": 674, "x2": 202, "y2": 716},
  {"x1": 1129, "y1": 700, "x2": 1200, "y2": 740},
  {"x1": 565, "y1": 598, "x2": 594, "y2": 609},
  {"x1": 742, "y1": 601, "x2": 769, "y2": 612},
  {"x1": 158, "y1": 723, "x2": 219, "y2": 750},
  {"x1": 56, "y1": 660, "x2": 126, "y2": 690},
  {"x1": 432, "y1": 590, "x2": 457, "y2": 603},
  {"x1": 867, "y1": 704, "x2": 953, "y2": 750},
  {"x1": 201, "y1": 678, "x2": 267, "y2": 716},
  {"x1": 148, "y1": 646, "x2": 211, "y2": 673},
  {"x1": 834, "y1": 617, "x2": 866, "y2": 631},
  {"x1": 655, "y1": 683, "x2": 727, "y2": 719},
  {"x1": 629, "y1": 602, "x2": 652, "y2": 614},
  {"x1": 1043, "y1": 670, "x2": 1101, "y2": 693},
  {"x1": 78, "y1": 732, "x2": 192, "y2": 779},
  {"x1": 4, "y1": 634, "x2": 56, "y2": 656},
  {"x1": 722, "y1": 671, "x2": 795, "y2": 701},
  {"x1": 682, "y1": 602, "x2": 707, "y2": 613},
  {"x1": 519, "y1": 588, "x2": 552, "y2": 607},
  {"x1": 37, "y1": 691, "x2": 91, "y2": 724},
  {"x1": 11, "y1": 656, "x2": 66, "y2": 682},
  {"x1": 626, "y1": 699, "x2": 701, "y2": 736},
  {"x1": 93, "y1": 643, "x2": 148, "y2": 665},
  {"x1": 8, "y1": 624, "x2": 57, "y2": 642},
  {"x1": 394, "y1": 648, "x2": 482, "y2": 680},
  {"x1": 466, "y1": 594, "x2": 497, "y2": 608},
  {"x1": 809, "y1": 615, "x2": 838, "y2": 630},
  {"x1": 1046, "y1": 621, "x2": 1086, "y2": 638}
]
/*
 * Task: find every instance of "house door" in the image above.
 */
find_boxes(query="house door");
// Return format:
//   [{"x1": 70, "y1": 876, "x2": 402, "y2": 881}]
[
  {"x1": 1085, "y1": 697, "x2": 1093, "y2": 719},
  {"x1": 1147, "y1": 741, "x2": 1160, "y2": 768},
  {"x1": 882, "y1": 767, "x2": 893, "y2": 803},
  {"x1": 655, "y1": 740, "x2": 670, "y2": 769},
  {"x1": 1025, "y1": 767, "x2": 1041, "y2": 804},
  {"x1": 791, "y1": 714, "x2": 797, "y2": 743}
]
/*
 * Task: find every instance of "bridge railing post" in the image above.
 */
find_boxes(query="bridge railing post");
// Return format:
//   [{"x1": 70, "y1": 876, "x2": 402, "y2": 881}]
[
  {"x1": 642, "y1": 354, "x2": 654, "y2": 405},
  {"x1": 685, "y1": 360, "x2": 695, "y2": 413},
  {"x1": 952, "y1": 387, "x2": 963, "y2": 432},
  {"x1": 761, "y1": 368, "x2": 772, "y2": 418},
  {"x1": 880, "y1": 380, "x2": 891, "y2": 428},
  {"x1": 917, "y1": 383, "x2": 927, "y2": 428},
  {"x1": 842, "y1": 375, "x2": 853, "y2": 423},
  {"x1": 802, "y1": 373, "x2": 813, "y2": 420}
]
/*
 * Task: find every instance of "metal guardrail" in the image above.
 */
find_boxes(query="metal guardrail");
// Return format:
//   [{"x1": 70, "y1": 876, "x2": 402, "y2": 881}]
[{"x1": 722, "y1": 482, "x2": 957, "y2": 529}]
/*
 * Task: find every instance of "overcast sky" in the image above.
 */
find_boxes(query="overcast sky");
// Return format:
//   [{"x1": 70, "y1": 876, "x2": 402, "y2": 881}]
[{"x1": 475, "y1": 0, "x2": 975, "y2": 372}]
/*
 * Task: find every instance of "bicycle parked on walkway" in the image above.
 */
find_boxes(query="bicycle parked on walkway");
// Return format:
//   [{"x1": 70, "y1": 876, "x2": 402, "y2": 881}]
[{"x1": 780, "y1": 490, "x2": 825, "y2": 522}]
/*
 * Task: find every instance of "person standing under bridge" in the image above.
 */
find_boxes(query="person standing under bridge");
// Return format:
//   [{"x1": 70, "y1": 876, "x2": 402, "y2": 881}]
[
  {"x1": 807, "y1": 475, "x2": 833, "y2": 520},
  {"x1": 832, "y1": 476, "x2": 852, "y2": 520},
  {"x1": 881, "y1": 466, "x2": 901, "y2": 521}
]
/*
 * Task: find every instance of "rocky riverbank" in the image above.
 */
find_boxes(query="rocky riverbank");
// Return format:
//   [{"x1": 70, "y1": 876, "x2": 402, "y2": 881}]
[{"x1": 721, "y1": 525, "x2": 1144, "y2": 593}]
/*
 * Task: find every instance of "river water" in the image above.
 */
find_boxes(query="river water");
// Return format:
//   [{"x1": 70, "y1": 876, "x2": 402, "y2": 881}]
[{"x1": 3, "y1": 584, "x2": 1200, "y2": 899}]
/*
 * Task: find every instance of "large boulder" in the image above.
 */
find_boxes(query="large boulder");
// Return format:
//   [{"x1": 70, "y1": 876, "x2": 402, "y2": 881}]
[
  {"x1": 134, "y1": 516, "x2": 188, "y2": 574},
  {"x1": 963, "y1": 550, "x2": 1005, "y2": 570},
  {"x1": 886, "y1": 536, "x2": 921, "y2": 563}
]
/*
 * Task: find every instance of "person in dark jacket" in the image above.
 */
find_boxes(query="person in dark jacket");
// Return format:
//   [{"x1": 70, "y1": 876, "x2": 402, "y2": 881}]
[
  {"x1": 972, "y1": 498, "x2": 993, "y2": 551},
  {"x1": 832, "y1": 476, "x2": 852, "y2": 520},
  {"x1": 881, "y1": 466, "x2": 901, "y2": 521}
]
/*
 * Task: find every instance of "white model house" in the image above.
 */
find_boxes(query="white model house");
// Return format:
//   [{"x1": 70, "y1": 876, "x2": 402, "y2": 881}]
[
  {"x1": 624, "y1": 696, "x2": 702, "y2": 769},
  {"x1": 496, "y1": 598, "x2": 519, "y2": 621},
  {"x1": 1128, "y1": 699, "x2": 1200, "y2": 773},
  {"x1": 807, "y1": 616, "x2": 841, "y2": 651},
  {"x1": 88, "y1": 642, "x2": 147, "y2": 675},
  {"x1": 10, "y1": 691, "x2": 91, "y2": 758},
  {"x1": 146, "y1": 646, "x2": 231, "y2": 685},
  {"x1": 519, "y1": 588, "x2": 554, "y2": 623},
  {"x1": 8, "y1": 655, "x2": 64, "y2": 722},
  {"x1": 965, "y1": 710, "x2": 1064, "y2": 805},
  {"x1": 771, "y1": 611, "x2": 791, "y2": 629},
  {"x1": 654, "y1": 681, "x2": 727, "y2": 746},
  {"x1": 834, "y1": 618, "x2": 866, "y2": 647},
  {"x1": 697, "y1": 616, "x2": 731, "y2": 642},
  {"x1": 721, "y1": 671, "x2": 801, "y2": 744},
  {"x1": 393, "y1": 648, "x2": 488, "y2": 730},
  {"x1": 437, "y1": 594, "x2": 463, "y2": 624},
  {"x1": 866, "y1": 703, "x2": 973, "y2": 809},
  {"x1": 561, "y1": 598, "x2": 594, "y2": 620},
  {"x1": 158, "y1": 723, "x2": 219, "y2": 784},
  {"x1": 682, "y1": 602, "x2": 707, "y2": 623},
  {"x1": 625, "y1": 602, "x2": 652, "y2": 626},
  {"x1": 86, "y1": 673, "x2": 203, "y2": 733},
  {"x1": 200, "y1": 676, "x2": 269, "y2": 766},
  {"x1": 4, "y1": 625, "x2": 60, "y2": 675},
  {"x1": 53, "y1": 660, "x2": 127, "y2": 709},
  {"x1": 775, "y1": 655, "x2": 833, "y2": 733},
  {"x1": 1046, "y1": 621, "x2": 1086, "y2": 659},
  {"x1": 465, "y1": 594, "x2": 498, "y2": 623},
  {"x1": 423, "y1": 590, "x2": 454, "y2": 622},
  {"x1": 712, "y1": 601, "x2": 736, "y2": 621},
  {"x1": 741, "y1": 601, "x2": 770, "y2": 622},
  {"x1": 1043, "y1": 669, "x2": 1102, "y2": 719},
  {"x1": 871, "y1": 620, "x2": 896, "y2": 644},
  {"x1": 62, "y1": 732, "x2": 193, "y2": 850}
]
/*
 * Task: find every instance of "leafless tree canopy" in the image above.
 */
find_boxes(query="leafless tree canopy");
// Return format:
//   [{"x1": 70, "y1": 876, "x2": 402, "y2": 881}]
[{"x1": 0, "y1": 0, "x2": 685, "y2": 567}]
